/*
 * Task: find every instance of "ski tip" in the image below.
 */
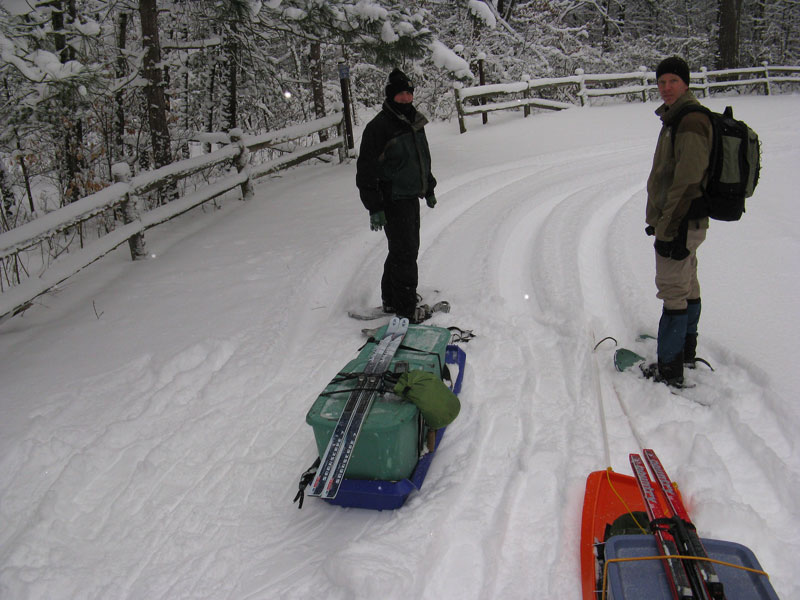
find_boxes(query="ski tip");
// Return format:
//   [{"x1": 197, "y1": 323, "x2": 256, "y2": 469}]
[{"x1": 614, "y1": 348, "x2": 646, "y2": 372}]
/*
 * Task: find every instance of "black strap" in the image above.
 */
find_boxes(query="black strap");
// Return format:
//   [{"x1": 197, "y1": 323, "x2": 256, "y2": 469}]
[
  {"x1": 293, "y1": 456, "x2": 321, "y2": 509},
  {"x1": 669, "y1": 103, "x2": 712, "y2": 144},
  {"x1": 692, "y1": 357, "x2": 715, "y2": 371}
]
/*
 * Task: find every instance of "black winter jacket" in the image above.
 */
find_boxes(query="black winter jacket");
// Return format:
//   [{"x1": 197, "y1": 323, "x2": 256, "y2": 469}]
[{"x1": 356, "y1": 101, "x2": 437, "y2": 214}]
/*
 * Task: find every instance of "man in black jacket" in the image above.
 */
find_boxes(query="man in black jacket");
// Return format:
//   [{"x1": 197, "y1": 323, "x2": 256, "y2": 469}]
[{"x1": 356, "y1": 68, "x2": 437, "y2": 323}]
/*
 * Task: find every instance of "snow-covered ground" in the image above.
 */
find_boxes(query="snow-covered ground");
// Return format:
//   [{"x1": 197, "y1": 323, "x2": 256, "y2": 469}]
[{"x1": 1, "y1": 94, "x2": 798, "y2": 599}]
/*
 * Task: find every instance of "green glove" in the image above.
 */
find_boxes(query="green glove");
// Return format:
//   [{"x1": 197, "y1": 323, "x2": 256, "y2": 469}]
[
  {"x1": 426, "y1": 195, "x2": 437, "y2": 208},
  {"x1": 370, "y1": 211, "x2": 386, "y2": 231}
]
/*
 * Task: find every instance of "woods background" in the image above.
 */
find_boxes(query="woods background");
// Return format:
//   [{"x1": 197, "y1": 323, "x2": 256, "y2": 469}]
[{"x1": 0, "y1": 0, "x2": 797, "y2": 231}]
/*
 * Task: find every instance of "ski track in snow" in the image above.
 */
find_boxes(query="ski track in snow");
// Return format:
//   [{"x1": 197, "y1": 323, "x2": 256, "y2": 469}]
[{"x1": 1, "y1": 96, "x2": 798, "y2": 599}]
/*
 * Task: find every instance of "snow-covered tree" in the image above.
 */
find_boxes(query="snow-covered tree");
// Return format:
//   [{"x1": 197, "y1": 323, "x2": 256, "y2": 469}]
[
  {"x1": 0, "y1": 0, "x2": 108, "y2": 210},
  {"x1": 0, "y1": 0, "x2": 797, "y2": 229}
]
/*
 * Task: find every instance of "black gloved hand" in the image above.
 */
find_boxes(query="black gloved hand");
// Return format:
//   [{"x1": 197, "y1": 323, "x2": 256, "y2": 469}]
[
  {"x1": 670, "y1": 244, "x2": 690, "y2": 260},
  {"x1": 671, "y1": 218, "x2": 690, "y2": 261},
  {"x1": 370, "y1": 211, "x2": 387, "y2": 231},
  {"x1": 645, "y1": 225, "x2": 655, "y2": 236},
  {"x1": 654, "y1": 238, "x2": 690, "y2": 260},
  {"x1": 654, "y1": 239, "x2": 674, "y2": 258}
]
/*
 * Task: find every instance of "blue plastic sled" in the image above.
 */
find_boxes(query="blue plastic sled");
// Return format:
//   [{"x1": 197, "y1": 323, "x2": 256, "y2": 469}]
[
  {"x1": 324, "y1": 344, "x2": 466, "y2": 511},
  {"x1": 604, "y1": 534, "x2": 780, "y2": 600}
]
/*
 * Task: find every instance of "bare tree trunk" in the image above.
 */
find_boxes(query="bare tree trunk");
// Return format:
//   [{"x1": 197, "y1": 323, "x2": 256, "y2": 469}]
[
  {"x1": 717, "y1": 0, "x2": 744, "y2": 69},
  {"x1": 224, "y1": 32, "x2": 238, "y2": 132},
  {"x1": 309, "y1": 41, "x2": 328, "y2": 142},
  {"x1": 0, "y1": 159, "x2": 14, "y2": 230},
  {"x1": 2, "y1": 77, "x2": 34, "y2": 215},
  {"x1": 51, "y1": 0, "x2": 85, "y2": 205},
  {"x1": 205, "y1": 58, "x2": 217, "y2": 152},
  {"x1": 15, "y1": 135, "x2": 35, "y2": 215},
  {"x1": 602, "y1": 0, "x2": 612, "y2": 52},
  {"x1": 502, "y1": 0, "x2": 516, "y2": 20},
  {"x1": 181, "y1": 20, "x2": 190, "y2": 159},
  {"x1": 752, "y1": 0, "x2": 765, "y2": 47},
  {"x1": 115, "y1": 11, "x2": 129, "y2": 163},
  {"x1": 138, "y1": 0, "x2": 173, "y2": 173}
]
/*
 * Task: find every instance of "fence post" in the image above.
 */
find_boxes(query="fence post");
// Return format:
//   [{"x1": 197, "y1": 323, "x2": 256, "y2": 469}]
[
  {"x1": 522, "y1": 74, "x2": 531, "y2": 117},
  {"x1": 230, "y1": 129, "x2": 254, "y2": 202},
  {"x1": 454, "y1": 87, "x2": 467, "y2": 134},
  {"x1": 639, "y1": 66, "x2": 649, "y2": 102},
  {"x1": 699, "y1": 67, "x2": 709, "y2": 98},
  {"x1": 338, "y1": 61, "x2": 355, "y2": 150},
  {"x1": 576, "y1": 68, "x2": 588, "y2": 107},
  {"x1": 762, "y1": 61, "x2": 772, "y2": 95},
  {"x1": 114, "y1": 163, "x2": 147, "y2": 260},
  {"x1": 478, "y1": 57, "x2": 488, "y2": 125}
]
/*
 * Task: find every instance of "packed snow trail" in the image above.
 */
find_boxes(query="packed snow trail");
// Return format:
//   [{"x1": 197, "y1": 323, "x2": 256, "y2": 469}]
[{"x1": 1, "y1": 96, "x2": 798, "y2": 599}]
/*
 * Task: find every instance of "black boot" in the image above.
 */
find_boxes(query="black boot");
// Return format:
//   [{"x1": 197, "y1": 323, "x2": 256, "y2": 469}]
[
  {"x1": 640, "y1": 353, "x2": 685, "y2": 388},
  {"x1": 658, "y1": 353, "x2": 684, "y2": 387},
  {"x1": 685, "y1": 298, "x2": 701, "y2": 367},
  {"x1": 684, "y1": 333, "x2": 698, "y2": 367}
]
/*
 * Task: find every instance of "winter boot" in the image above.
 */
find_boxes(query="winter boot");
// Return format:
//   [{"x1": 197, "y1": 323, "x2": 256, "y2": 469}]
[
  {"x1": 659, "y1": 353, "x2": 685, "y2": 387},
  {"x1": 684, "y1": 334, "x2": 698, "y2": 367},
  {"x1": 684, "y1": 298, "x2": 701, "y2": 366},
  {"x1": 644, "y1": 308, "x2": 689, "y2": 387},
  {"x1": 658, "y1": 308, "x2": 688, "y2": 361},
  {"x1": 640, "y1": 353, "x2": 685, "y2": 388},
  {"x1": 409, "y1": 304, "x2": 432, "y2": 324}
]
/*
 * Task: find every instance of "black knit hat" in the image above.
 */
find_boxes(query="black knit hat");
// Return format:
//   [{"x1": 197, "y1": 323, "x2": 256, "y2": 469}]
[
  {"x1": 656, "y1": 56, "x2": 691, "y2": 86},
  {"x1": 385, "y1": 68, "x2": 415, "y2": 99}
]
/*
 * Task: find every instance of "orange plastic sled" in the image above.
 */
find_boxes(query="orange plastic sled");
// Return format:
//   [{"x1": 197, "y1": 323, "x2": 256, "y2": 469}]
[{"x1": 579, "y1": 469, "x2": 649, "y2": 600}]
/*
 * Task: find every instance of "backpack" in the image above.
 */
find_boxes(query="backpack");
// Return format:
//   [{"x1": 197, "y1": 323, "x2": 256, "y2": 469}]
[{"x1": 672, "y1": 104, "x2": 761, "y2": 222}]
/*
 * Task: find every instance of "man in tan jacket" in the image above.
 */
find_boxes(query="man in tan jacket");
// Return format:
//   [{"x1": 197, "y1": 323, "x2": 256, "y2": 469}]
[{"x1": 643, "y1": 56, "x2": 712, "y2": 387}]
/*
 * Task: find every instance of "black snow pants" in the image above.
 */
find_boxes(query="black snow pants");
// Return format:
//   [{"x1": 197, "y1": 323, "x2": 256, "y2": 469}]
[{"x1": 381, "y1": 196, "x2": 420, "y2": 318}]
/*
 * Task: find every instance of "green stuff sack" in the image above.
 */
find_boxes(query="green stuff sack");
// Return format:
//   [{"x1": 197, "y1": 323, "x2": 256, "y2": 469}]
[{"x1": 394, "y1": 370, "x2": 460, "y2": 429}]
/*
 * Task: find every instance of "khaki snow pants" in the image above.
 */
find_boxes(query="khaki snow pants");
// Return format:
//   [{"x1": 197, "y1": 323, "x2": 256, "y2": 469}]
[{"x1": 655, "y1": 227, "x2": 707, "y2": 311}]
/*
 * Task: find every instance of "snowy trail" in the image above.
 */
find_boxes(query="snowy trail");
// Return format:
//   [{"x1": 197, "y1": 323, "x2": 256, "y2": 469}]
[{"x1": 1, "y1": 96, "x2": 798, "y2": 599}]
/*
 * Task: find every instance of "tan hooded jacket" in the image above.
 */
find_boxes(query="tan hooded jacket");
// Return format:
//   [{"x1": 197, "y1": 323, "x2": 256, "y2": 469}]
[{"x1": 646, "y1": 90, "x2": 712, "y2": 241}]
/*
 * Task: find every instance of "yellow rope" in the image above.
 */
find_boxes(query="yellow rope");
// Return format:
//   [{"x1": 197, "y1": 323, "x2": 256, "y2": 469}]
[
  {"x1": 600, "y1": 554, "x2": 770, "y2": 600},
  {"x1": 604, "y1": 467, "x2": 649, "y2": 535}
]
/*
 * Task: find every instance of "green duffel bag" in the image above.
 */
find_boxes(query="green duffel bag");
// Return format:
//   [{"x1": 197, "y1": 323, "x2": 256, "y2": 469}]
[{"x1": 394, "y1": 370, "x2": 460, "y2": 429}]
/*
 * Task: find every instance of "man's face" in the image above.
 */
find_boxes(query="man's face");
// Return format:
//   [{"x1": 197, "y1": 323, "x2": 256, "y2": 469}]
[
  {"x1": 393, "y1": 90, "x2": 414, "y2": 104},
  {"x1": 657, "y1": 73, "x2": 689, "y2": 106}
]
